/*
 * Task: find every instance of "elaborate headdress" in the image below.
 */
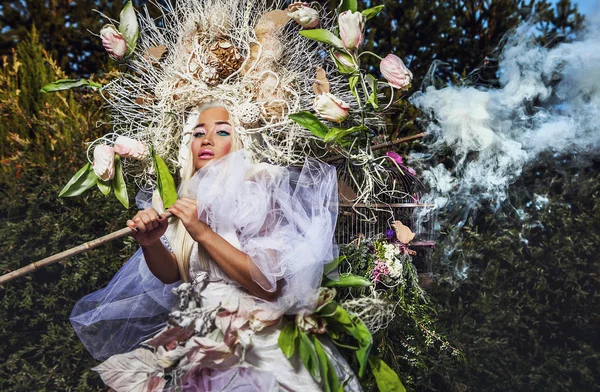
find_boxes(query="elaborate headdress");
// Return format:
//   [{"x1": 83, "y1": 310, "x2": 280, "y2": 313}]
[{"x1": 57, "y1": 0, "x2": 415, "y2": 212}]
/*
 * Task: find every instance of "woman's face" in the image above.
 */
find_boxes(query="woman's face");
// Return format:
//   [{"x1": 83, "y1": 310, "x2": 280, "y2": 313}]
[{"x1": 191, "y1": 107, "x2": 233, "y2": 170}]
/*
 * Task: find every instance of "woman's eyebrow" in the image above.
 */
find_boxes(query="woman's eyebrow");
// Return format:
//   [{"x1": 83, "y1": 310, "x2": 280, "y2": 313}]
[{"x1": 195, "y1": 121, "x2": 231, "y2": 127}]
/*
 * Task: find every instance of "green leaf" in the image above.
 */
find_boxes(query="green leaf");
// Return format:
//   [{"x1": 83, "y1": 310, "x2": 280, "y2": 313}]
[
  {"x1": 277, "y1": 323, "x2": 298, "y2": 359},
  {"x1": 316, "y1": 301, "x2": 338, "y2": 318},
  {"x1": 368, "y1": 356, "x2": 406, "y2": 392},
  {"x1": 365, "y1": 74, "x2": 379, "y2": 109},
  {"x1": 97, "y1": 179, "x2": 112, "y2": 196},
  {"x1": 323, "y1": 256, "x2": 346, "y2": 276},
  {"x1": 119, "y1": 1, "x2": 139, "y2": 55},
  {"x1": 299, "y1": 30, "x2": 343, "y2": 50},
  {"x1": 330, "y1": 339, "x2": 359, "y2": 351},
  {"x1": 348, "y1": 75, "x2": 360, "y2": 101},
  {"x1": 40, "y1": 79, "x2": 102, "y2": 93},
  {"x1": 322, "y1": 274, "x2": 372, "y2": 288},
  {"x1": 313, "y1": 336, "x2": 340, "y2": 392},
  {"x1": 361, "y1": 5, "x2": 385, "y2": 20},
  {"x1": 339, "y1": 0, "x2": 358, "y2": 13},
  {"x1": 324, "y1": 304, "x2": 372, "y2": 377},
  {"x1": 151, "y1": 147, "x2": 178, "y2": 208},
  {"x1": 323, "y1": 126, "x2": 366, "y2": 144},
  {"x1": 112, "y1": 155, "x2": 129, "y2": 208},
  {"x1": 289, "y1": 112, "x2": 329, "y2": 139},
  {"x1": 59, "y1": 162, "x2": 98, "y2": 197},
  {"x1": 298, "y1": 329, "x2": 321, "y2": 383}
]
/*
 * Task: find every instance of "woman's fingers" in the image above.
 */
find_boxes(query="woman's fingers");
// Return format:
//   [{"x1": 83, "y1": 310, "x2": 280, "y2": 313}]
[
  {"x1": 168, "y1": 199, "x2": 197, "y2": 222},
  {"x1": 130, "y1": 208, "x2": 164, "y2": 232}
]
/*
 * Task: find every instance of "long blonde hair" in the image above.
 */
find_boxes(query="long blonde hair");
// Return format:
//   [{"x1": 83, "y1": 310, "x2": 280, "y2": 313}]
[{"x1": 167, "y1": 103, "x2": 243, "y2": 282}]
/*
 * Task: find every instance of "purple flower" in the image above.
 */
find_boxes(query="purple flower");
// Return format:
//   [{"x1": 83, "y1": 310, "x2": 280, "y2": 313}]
[
  {"x1": 386, "y1": 229, "x2": 396, "y2": 241},
  {"x1": 386, "y1": 151, "x2": 416, "y2": 176}
]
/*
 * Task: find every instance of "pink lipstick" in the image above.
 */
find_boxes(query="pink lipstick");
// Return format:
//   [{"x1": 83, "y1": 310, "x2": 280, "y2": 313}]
[{"x1": 198, "y1": 149, "x2": 214, "y2": 159}]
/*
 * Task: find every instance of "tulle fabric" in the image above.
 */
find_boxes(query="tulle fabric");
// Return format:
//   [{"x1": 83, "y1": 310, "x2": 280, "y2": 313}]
[
  {"x1": 188, "y1": 150, "x2": 338, "y2": 315},
  {"x1": 70, "y1": 245, "x2": 179, "y2": 361},
  {"x1": 177, "y1": 367, "x2": 278, "y2": 391}
]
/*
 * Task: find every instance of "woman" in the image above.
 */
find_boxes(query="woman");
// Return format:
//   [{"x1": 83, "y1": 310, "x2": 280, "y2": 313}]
[{"x1": 72, "y1": 104, "x2": 360, "y2": 391}]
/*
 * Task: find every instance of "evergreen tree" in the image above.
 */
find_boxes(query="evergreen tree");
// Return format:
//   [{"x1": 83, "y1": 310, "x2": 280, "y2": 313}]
[
  {"x1": 0, "y1": 0, "x2": 150, "y2": 77},
  {"x1": 356, "y1": 0, "x2": 584, "y2": 86}
]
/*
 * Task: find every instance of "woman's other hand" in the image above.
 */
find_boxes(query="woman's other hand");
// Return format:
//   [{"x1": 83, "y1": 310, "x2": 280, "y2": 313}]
[
  {"x1": 167, "y1": 198, "x2": 210, "y2": 242},
  {"x1": 127, "y1": 208, "x2": 168, "y2": 246}
]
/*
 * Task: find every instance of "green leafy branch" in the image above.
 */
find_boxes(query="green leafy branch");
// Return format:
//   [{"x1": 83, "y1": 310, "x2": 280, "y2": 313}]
[{"x1": 59, "y1": 147, "x2": 178, "y2": 210}]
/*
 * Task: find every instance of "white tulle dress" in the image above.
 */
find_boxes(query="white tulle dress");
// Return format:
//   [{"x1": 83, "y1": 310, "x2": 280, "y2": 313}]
[{"x1": 70, "y1": 150, "x2": 361, "y2": 391}]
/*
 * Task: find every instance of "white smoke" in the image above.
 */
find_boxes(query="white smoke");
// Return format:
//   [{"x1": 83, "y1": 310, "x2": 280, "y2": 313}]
[
  {"x1": 408, "y1": 17, "x2": 600, "y2": 282},
  {"x1": 411, "y1": 18, "x2": 600, "y2": 207}
]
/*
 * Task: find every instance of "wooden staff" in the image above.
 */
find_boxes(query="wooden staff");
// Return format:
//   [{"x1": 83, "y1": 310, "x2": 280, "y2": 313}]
[
  {"x1": 324, "y1": 132, "x2": 425, "y2": 163},
  {"x1": 0, "y1": 212, "x2": 173, "y2": 285}
]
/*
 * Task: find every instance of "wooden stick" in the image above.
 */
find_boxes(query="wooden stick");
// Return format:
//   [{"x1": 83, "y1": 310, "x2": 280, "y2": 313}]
[
  {"x1": 324, "y1": 132, "x2": 425, "y2": 163},
  {"x1": 0, "y1": 212, "x2": 173, "y2": 285}
]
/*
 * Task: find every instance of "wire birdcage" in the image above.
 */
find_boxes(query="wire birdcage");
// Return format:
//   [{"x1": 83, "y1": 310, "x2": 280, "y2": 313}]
[{"x1": 333, "y1": 157, "x2": 437, "y2": 275}]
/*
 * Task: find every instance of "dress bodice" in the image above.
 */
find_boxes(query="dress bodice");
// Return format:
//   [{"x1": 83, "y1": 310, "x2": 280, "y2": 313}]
[{"x1": 188, "y1": 226, "x2": 242, "y2": 286}]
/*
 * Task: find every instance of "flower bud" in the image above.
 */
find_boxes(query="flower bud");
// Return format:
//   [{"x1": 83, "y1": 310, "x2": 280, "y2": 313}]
[
  {"x1": 287, "y1": 2, "x2": 320, "y2": 29},
  {"x1": 333, "y1": 51, "x2": 357, "y2": 74},
  {"x1": 380, "y1": 54, "x2": 413, "y2": 90},
  {"x1": 93, "y1": 145, "x2": 115, "y2": 181},
  {"x1": 100, "y1": 24, "x2": 128, "y2": 59},
  {"x1": 113, "y1": 136, "x2": 148, "y2": 159},
  {"x1": 338, "y1": 11, "x2": 365, "y2": 50},
  {"x1": 313, "y1": 93, "x2": 350, "y2": 122}
]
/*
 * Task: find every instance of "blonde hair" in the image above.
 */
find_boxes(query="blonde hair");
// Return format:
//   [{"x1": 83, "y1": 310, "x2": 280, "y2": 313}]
[{"x1": 168, "y1": 103, "x2": 243, "y2": 282}]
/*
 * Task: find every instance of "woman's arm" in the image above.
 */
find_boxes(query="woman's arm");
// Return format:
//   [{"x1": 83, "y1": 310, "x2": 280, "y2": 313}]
[
  {"x1": 168, "y1": 198, "x2": 279, "y2": 301},
  {"x1": 127, "y1": 209, "x2": 181, "y2": 284}
]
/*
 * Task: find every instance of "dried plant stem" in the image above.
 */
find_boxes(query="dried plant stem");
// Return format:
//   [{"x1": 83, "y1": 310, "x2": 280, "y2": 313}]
[{"x1": 0, "y1": 212, "x2": 173, "y2": 285}]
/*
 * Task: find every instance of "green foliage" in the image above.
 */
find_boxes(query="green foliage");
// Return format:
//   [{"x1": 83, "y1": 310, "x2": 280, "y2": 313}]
[
  {"x1": 338, "y1": 239, "x2": 463, "y2": 390},
  {"x1": 113, "y1": 155, "x2": 129, "y2": 208},
  {"x1": 0, "y1": 27, "x2": 122, "y2": 391},
  {"x1": 423, "y1": 158, "x2": 600, "y2": 391},
  {"x1": 0, "y1": 0, "x2": 139, "y2": 76},
  {"x1": 278, "y1": 323, "x2": 298, "y2": 358},
  {"x1": 368, "y1": 356, "x2": 406, "y2": 392},
  {"x1": 289, "y1": 111, "x2": 330, "y2": 138},
  {"x1": 357, "y1": 0, "x2": 584, "y2": 86},
  {"x1": 40, "y1": 78, "x2": 102, "y2": 93},
  {"x1": 151, "y1": 147, "x2": 178, "y2": 209},
  {"x1": 58, "y1": 162, "x2": 98, "y2": 197}
]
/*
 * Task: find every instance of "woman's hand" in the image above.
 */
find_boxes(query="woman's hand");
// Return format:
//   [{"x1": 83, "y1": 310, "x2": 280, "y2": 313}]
[
  {"x1": 127, "y1": 207, "x2": 168, "y2": 247},
  {"x1": 167, "y1": 198, "x2": 211, "y2": 242}
]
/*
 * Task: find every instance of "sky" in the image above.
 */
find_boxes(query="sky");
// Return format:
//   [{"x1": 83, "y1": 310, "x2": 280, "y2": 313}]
[{"x1": 567, "y1": 0, "x2": 599, "y2": 15}]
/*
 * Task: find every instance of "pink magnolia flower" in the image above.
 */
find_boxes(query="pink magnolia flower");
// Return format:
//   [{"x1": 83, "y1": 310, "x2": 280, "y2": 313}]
[
  {"x1": 93, "y1": 144, "x2": 115, "y2": 181},
  {"x1": 380, "y1": 54, "x2": 413, "y2": 90},
  {"x1": 386, "y1": 151, "x2": 416, "y2": 176},
  {"x1": 113, "y1": 136, "x2": 148, "y2": 159},
  {"x1": 313, "y1": 92, "x2": 350, "y2": 122},
  {"x1": 287, "y1": 2, "x2": 320, "y2": 28},
  {"x1": 100, "y1": 25, "x2": 127, "y2": 58},
  {"x1": 338, "y1": 11, "x2": 365, "y2": 50}
]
